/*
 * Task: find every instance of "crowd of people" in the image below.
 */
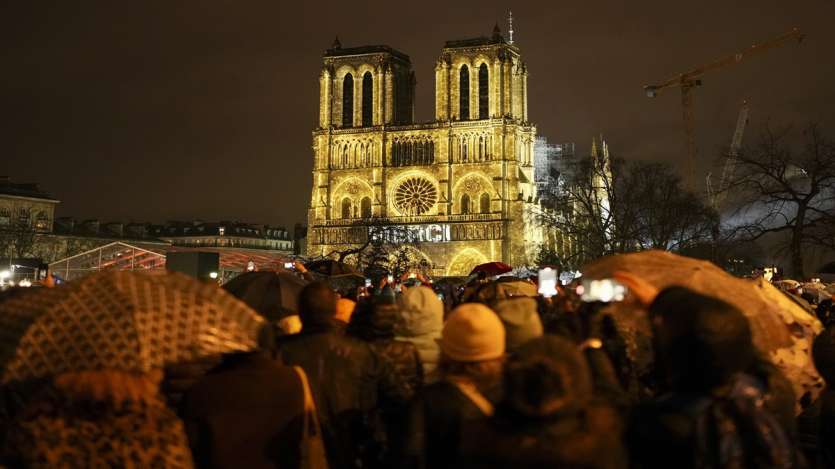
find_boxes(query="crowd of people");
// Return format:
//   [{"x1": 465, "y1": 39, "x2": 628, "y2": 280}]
[{"x1": 0, "y1": 263, "x2": 834, "y2": 469}]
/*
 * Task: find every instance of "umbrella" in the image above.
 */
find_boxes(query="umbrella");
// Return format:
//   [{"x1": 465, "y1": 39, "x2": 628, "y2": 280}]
[
  {"x1": 304, "y1": 259, "x2": 358, "y2": 276},
  {"x1": 0, "y1": 270, "x2": 263, "y2": 383},
  {"x1": 469, "y1": 261, "x2": 512, "y2": 277},
  {"x1": 223, "y1": 271, "x2": 308, "y2": 321},
  {"x1": 582, "y1": 250, "x2": 823, "y2": 404},
  {"x1": 323, "y1": 273, "x2": 367, "y2": 294}
]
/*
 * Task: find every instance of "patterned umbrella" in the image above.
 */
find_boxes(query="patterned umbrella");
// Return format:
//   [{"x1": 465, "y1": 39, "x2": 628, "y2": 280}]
[
  {"x1": 222, "y1": 271, "x2": 308, "y2": 321},
  {"x1": 0, "y1": 270, "x2": 263, "y2": 383}
]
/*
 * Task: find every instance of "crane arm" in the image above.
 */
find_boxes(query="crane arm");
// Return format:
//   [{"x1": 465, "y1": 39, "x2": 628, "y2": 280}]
[{"x1": 645, "y1": 28, "x2": 803, "y2": 96}]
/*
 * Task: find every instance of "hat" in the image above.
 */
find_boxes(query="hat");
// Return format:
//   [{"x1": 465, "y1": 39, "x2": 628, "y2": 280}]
[
  {"x1": 397, "y1": 286, "x2": 444, "y2": 337},
  {"x1": 492, "y1": 297, "x2": 543, "y2": 351},
  {"x1": 335, "y1": 298, "x2": 356, "y2": 324},
  {"x1": 438, "y1": 303, "x2": 505, "y2": 362}
]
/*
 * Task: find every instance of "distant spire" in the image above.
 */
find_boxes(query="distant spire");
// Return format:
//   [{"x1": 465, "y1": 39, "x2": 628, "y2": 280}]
[
  {"x1": 331, "y1": 36, "x2": 342, "y2": 49},
  {"x1": 508, "y1": 10, "x2": 514, "y2": 44},
  {"x1": 492, "y1": 23, "x2": 502, "y2": 41}
]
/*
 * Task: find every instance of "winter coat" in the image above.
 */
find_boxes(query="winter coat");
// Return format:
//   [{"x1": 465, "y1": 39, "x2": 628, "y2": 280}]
[
  {"x1": 349, "y1": 301, "x2": 423, "y2": 466},
  {"x1": 627, "y1": 373, "x2": 799, "y2": 469},
  {"x1": 277, "y1": 321, "x2": 383, "y2": 469},
  {"x1": 396, "y1": 287, "x2": 444, "y2": 380},
  {"x1": 458, "y1": 405, "x2": 626, "y2": 469},
  {"x1": 180, "y1": 351, "x2": 305, "y2": 469},
  {"x1": 2, "y1": 384, "x2": 193, "y2": 468},
  {"x1": 401, "y1": 380, "x2": 498, "y2": 469}
]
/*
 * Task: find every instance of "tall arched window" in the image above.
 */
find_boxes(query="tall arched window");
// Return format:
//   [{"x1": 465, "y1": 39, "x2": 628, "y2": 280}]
[
  {"x1": 478, "y1": 63, "x2": 489, "y2": 119},
  {"x1": 342, "y1": 74, "x2": 354, "y2": 127},
  {"x1": 461, "y1": 194, "x2": 471, "y2": 214},
  {"x1": 480, "y1": 193, "x2": 491, "y2": 214},
  {"x1": 361, "y1": 72, "x2": 373, "y2": 127},
  {"x1": 341, "y1": 198, "x2": 352, "y2": 219},
  {"x1": 478, "y1": 135, "x2": 484, "y2": 161},
  {"x1": 360, "y1": 197, "x2": 372, "y2": 218},
  {"x1": 459, "y1": 65, "x2": 469, "y2": 120},
  {"x1": 428, "y1": 141, "x2": 434, "y2": 164},
  {"x1": 462, "y1": 139, "x2": 469, "y2": 162}
]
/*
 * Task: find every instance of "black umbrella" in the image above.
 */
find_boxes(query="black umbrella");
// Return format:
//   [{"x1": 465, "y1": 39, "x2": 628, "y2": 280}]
[
  {"x1": 223, "y1": 271, "x2": 308, "y2": 321},
  {"x1": 304, "y1": 259, "x2": 358, "y2": 276}
]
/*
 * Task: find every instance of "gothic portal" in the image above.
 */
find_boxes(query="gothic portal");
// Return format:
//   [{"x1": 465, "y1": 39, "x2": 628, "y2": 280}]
[{"x1": 307, "y1": 27, "x2": 543, "y2": 275}]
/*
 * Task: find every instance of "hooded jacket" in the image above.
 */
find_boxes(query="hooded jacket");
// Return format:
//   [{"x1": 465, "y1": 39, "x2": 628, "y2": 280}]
[{"x1": 396, "y1": 287, "x2": 444, "y2": 380}]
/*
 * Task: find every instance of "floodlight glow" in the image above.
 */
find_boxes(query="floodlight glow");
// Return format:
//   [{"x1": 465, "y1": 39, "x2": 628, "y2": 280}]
[
  {"x1": 209, "y1": 272, "x2": 219, "y2": 279},
  {"x1": 0, "y1": 270, "x2": 10, "y2": 280}
]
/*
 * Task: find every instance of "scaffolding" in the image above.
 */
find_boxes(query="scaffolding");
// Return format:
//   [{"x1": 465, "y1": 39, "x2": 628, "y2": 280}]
[{"x1": 49, "y1": 241, "x2": 166, "y2": 282}]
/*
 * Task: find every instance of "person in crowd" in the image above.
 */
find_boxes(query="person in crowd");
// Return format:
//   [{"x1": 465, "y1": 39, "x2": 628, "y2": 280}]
[
  {"x1": 802, "y1": 323, "x2": 835, "y2": 467},
  {"x1": 180, "y1": 349, "x2": 306, "y2": 469},
  {"x1": 277, "y1": 281, "x2": 383, "y2": 469},
  {"x1": 617, "y1": 275, "x2": 801, "y2": 469},
  {"x1": 2, "y1": 369, "x2": 194, "y2": 468},
  {"x1": 402, "y1": 303, "x2": 505, "y2": 469},
  {"x1": 348, "y1": 296, "x2": 423, "y2": 466},
  {"x1": 458, "y1": 335, "x2": 627, "y2": 469},
  {"x1": 491, "y1": 296, "x2": 543, "y2": 352},
  {"x1": 396, "y1": 285, "x2": 444, "y2": 381}
]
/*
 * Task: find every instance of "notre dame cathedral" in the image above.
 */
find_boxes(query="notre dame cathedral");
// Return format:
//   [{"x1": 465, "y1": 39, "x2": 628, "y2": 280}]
[{"x1": 306, "y1": 25, "x2": 550, "y2": 276}]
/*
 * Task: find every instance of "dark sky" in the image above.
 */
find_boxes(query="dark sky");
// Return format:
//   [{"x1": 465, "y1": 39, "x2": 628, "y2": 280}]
[{"x1": 2, "y1": 0, "x2": 834, "y2": 228}]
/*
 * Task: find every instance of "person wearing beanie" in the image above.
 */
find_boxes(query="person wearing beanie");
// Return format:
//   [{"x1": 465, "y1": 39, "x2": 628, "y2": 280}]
[
  {"x1": 491, "y1": 297, "x2": 543, "y2": 352},
  {"x1": 396, "y1": 286, "x2": 445, "y2": 380},
  {"x1": 458, "y1": 336, "x2": 627, "y2": 469},
  {"x1": 401, "y1": 303, "x2": 505, "y2": 469}
]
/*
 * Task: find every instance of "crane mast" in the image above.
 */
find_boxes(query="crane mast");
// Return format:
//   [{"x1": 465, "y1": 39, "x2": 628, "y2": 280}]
[{"x1": 644, "y1": 28, "x2": 803, "y2": 190}]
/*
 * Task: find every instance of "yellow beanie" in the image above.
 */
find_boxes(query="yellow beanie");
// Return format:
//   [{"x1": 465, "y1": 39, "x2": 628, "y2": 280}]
[
  {"x1": 438, "y1": 303, "x2": 505, "y2": 362},
  {"x1": 335, "y1": 298, "x2": 356, "y2": 324}
]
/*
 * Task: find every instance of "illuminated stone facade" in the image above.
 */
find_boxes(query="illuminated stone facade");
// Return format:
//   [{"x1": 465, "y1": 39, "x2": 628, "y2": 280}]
[{"x1": 307, "y1": 29, "x2": 543, "y2": 275}]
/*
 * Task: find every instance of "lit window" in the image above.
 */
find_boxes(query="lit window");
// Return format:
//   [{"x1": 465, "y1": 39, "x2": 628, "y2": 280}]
[{"x1": 218, "y1": 226, "x2": 225, "y2": 236}]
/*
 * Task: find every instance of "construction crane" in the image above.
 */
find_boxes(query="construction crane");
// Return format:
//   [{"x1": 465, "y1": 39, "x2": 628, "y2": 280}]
[
  {"x1": 644, "y1": 28, "x2": 803, "y2": 190},
  {"x1": 707, "y1": 100, "x2": 749, "y2": 210}
]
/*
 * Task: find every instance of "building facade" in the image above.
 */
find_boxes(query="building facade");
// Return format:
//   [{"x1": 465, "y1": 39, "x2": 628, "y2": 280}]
[
  {"x1": 307, "y1": 27, "x2": 544, "y2": 275},
  {"x1": 0, "y1": 178, "x2": 59, "y2": 233}
]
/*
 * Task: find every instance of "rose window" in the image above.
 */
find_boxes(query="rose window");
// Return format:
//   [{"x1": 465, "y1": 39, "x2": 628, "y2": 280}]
[{"x1": 394, "y1": 177, "x2": 438, "y2": 215}]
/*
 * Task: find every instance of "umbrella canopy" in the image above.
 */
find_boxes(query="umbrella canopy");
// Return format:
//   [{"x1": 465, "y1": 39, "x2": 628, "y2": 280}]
[
  {"x1": 223, "y1": 271, "x2": 308, "y2": 321},
  {"x1": 304, "y1": 259, "x2": 358, "y2": 276},
  {"x1": 0, "y1": 270, "x2": 263, "y2": 383},
  {"x1": 470, "y1": 261, "x2": 512, "y2": 277},
  {"x1": 323, "y1": 273, "x2": 367, "y2": 294},
  {"x1": 582, "y1": 250, "x2": 823, "y2": 404}
]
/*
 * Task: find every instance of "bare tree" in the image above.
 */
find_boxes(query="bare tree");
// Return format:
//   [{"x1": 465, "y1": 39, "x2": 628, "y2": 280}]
[
  {"x1": 536, "y1": 156, "x2": 716, "y2": 267},
  {"x1": 722, "y1": 124, "x2": 835, "y2": 277},
  {"x1": 319, "y1": 217, "x2": 425, "y2": 277},
  {"x1": 0, "y1": 208, "x2": 38, "y2": 259}
]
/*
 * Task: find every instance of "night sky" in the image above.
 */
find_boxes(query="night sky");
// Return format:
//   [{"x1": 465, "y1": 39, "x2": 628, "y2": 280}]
[{"x1": 2, "y1": 1, "x2": 834, "y2": 229}]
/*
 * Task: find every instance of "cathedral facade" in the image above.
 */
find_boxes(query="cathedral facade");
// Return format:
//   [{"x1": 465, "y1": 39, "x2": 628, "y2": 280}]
[{"x1": 306, "y1": 27, "x2": 543, "y2": 276}]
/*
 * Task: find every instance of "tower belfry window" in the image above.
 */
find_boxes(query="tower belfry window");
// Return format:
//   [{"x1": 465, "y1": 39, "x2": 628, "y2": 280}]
[
  {"x1": 478, "y1": 63, "x2": 489, "y2": 119},
  {"x1": 342, "y1": 74, "x2": 354, "y2": 127},
  {"x1": 362, "y1": 72, "x2": 373, "y2": 127},
  {"x1": 459, "y1": 65, "x2": 469, "y2": 120}
]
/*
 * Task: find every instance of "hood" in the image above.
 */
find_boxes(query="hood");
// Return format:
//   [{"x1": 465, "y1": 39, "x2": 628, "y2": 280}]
[{"x1": 396, "y1": 286, "x2": 444, "y2": 337}]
